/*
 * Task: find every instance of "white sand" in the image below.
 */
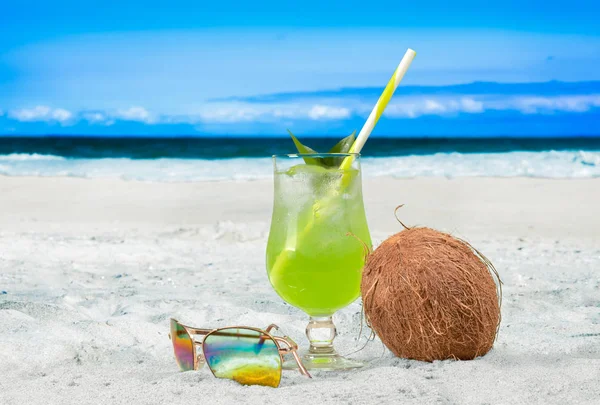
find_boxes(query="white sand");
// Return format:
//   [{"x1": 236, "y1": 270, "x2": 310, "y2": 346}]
[{"x1": 0, "y1": 176, "x2": 599, "y2": 404}]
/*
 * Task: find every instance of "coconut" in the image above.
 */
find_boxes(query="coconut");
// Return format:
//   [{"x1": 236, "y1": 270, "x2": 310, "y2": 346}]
[{"x1": 361, "y1": 211, "x2": 501, "y2": 362}]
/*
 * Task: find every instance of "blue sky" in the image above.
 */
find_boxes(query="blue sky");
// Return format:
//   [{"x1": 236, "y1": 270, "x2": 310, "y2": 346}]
[{"x1": 1, "y1": 1, "x2": 600, "y2": 136}]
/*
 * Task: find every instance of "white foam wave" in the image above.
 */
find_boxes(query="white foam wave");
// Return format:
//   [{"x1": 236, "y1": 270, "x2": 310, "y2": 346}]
[
  {"x1": 0, "y1": 153, "x2": 66, "y2": 161},
  {"x1": 0, "y1": 151, "x2": 598, "y2": 181},
  {"x1": 362, "y1": 150, "x2": 600, "y2": 179},
  {"x1": 0, "y1": 157, "x2": 272, "y2": 182}
]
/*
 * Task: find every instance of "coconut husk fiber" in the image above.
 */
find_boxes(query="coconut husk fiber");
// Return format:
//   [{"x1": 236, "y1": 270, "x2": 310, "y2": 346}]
[{"x1": 361, "y1": 211, "x2": 501, "y2": 362}]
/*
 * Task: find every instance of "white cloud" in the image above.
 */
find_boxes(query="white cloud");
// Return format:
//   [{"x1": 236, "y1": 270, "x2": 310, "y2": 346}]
[
  {"x1": 84, "y1": 112, "x2": 106, "y2": 122},
  {"x1": 307, "y1": 105, "x2": 351, "y2": 120},
  {"x1": 196, "y1": 103, "x2": 265, "y2": 123},
  {"x1": 461, "y1": 98, "x2": 485, "y2": 113},
  {"x1": 196, "y1": 102, "x2": 351, "y2": 123},
  {"x1": 52, "y1": 108, "x2": 73, "y2": 122},
  {"x1": 115, "y1": 106, "x2": 154, "y2": 123},
  {"x1": 4, "y1": 94, "x2": 600, "y2": 128},
  {"x1": 83, "y1": 112, "x2": 115, "y2": 126},
  {"x1": 383, "y1": 95, "x2": 600, "y2": 118},
  {"x1": 506, "y1": 95, "x2": 600, "y2": 114},
  {"x1": 384, "y1": 97, "x2": 484, "y2": 118},
  {"x1": 12, "y1": 106, "x2": 51, "y2": 121},
  {"x1": 9, "y1": 105, "x2": 73, "y2": 123}
]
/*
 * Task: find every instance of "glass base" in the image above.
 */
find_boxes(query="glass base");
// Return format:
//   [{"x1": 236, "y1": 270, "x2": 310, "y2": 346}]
[
  {"x1": 284, "y1": 351, "x2": 362, "y2": 371},
  {"x1": 283, "y1": 315, "x2": 363, "y2": 371}
]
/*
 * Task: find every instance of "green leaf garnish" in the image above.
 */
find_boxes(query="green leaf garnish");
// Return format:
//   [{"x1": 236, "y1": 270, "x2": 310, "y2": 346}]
[
  {"x1": 324, "y1": 130, "x2": 356, "y2": 166},
  {"x1": 287, "y1": 129, "x2": 322, "y2": 166},
  {"x1": 328, "y1": 130, "x2": 356, "y2": 154},
  {"x1": 287, "y1": 129, "x2": 356, "y2": 168}
]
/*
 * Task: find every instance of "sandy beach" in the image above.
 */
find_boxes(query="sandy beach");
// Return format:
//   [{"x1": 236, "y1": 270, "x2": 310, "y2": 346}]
[{"x1": 1, "y1": 175, "x2": 599, "y2": 404}]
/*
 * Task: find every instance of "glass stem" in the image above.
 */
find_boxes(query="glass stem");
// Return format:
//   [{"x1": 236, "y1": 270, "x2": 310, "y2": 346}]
[{"x1": 306, "y1": 316, "x2": 337, "y2": 355}]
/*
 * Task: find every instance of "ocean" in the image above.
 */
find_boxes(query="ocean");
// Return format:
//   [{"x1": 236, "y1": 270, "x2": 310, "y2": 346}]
[{"x1": 1, "y1": 136, "x2": 599, "y2": 181}]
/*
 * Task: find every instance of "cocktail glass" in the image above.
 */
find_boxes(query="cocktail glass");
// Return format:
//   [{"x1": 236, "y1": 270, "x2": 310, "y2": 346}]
[{"x1": 266, "y1": 153, "x2": 372, "y2": 370}]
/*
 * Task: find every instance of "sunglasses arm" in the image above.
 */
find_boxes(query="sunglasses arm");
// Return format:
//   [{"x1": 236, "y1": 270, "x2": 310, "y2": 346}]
[
  {"x1": 185, "y1": 327, "x2": 213, "y2": 335},
  {"x1": 290, "y1": 350, "x2": 311, "y2": 378},
  {"x1": 273, "y1": 336, "x2": 312, "y2": 378}
]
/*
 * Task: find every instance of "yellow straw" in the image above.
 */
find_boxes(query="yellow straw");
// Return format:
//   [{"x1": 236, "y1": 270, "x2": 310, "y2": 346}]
[{"x1": 340, "y1": 48, "x2": 416, "y2": 172}]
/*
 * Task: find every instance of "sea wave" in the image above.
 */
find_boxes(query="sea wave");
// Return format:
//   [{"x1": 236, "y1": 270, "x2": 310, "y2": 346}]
[
  {"x1": 0, "y1": 151, "x2": 598, "y2": 181},
  {"x1": 364, "y1": 150, "x2": 600, "y2": 178},
  {"x1": 0, "y1": 153, "x2": 67, "y2": 161}
]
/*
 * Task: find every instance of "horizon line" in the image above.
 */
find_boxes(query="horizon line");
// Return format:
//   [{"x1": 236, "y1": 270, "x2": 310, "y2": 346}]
[{"x1": 2, "y1": 134, "x2": 600, "y2": 139}]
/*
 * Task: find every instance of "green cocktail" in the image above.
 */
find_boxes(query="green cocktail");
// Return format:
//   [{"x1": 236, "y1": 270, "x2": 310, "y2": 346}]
[
  {"x1": 264, "y1": 48, "x2": 415, "y2": 370},
  {"x1": 266, "y1": 153, "x2": 371, "y2": 370}
]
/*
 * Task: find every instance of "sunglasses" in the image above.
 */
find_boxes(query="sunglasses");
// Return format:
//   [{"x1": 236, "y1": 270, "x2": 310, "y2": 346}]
[{"x1": 169, "y1": 318, "x2": 311, "y2": 387}]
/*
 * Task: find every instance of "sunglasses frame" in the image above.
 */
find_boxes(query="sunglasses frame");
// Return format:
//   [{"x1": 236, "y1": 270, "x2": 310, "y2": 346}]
[{"x1": 169, "y1": 318, "x2": 311, "y2": 385}]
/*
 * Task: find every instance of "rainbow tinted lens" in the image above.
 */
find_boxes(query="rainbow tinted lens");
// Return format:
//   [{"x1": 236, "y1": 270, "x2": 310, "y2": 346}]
[
  {"x1": 203, "y1": 327, "x2": 282, "y2": 388},
  {"x1": 170, "y1": 319, "x2": 195, "y2": 371}
]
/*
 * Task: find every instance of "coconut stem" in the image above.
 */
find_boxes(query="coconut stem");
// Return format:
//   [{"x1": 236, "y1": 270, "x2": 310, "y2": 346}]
[{"x1": 394, "y1": 204, "x2": 412, "y2": 230}]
